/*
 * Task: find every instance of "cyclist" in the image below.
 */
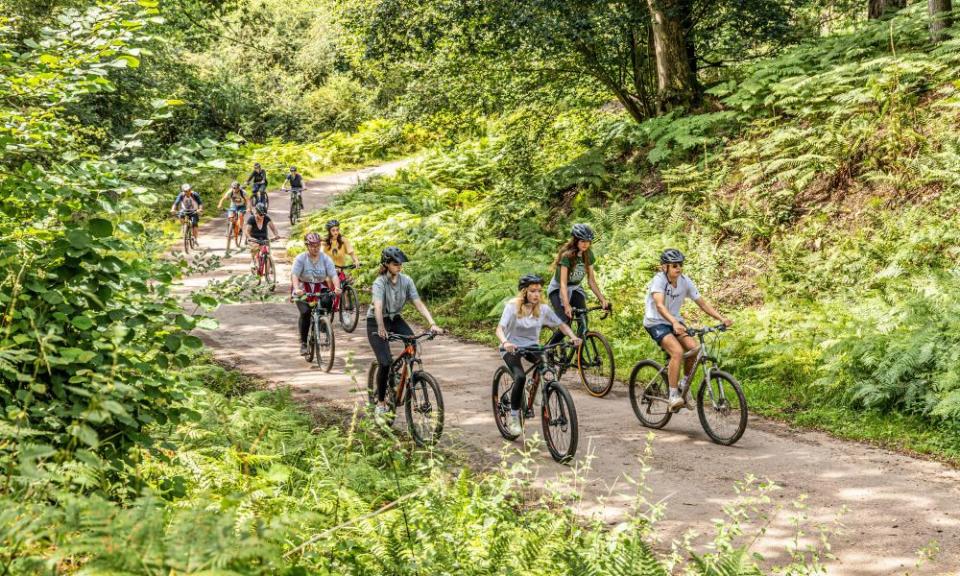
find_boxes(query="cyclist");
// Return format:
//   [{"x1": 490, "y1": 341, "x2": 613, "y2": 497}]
[
  {"x1": 368, "y1": 247, "x2": 443, "y2": 418},
  {"x1": 245, "y1": 202, "x2": 280, "y2": 273},
  {"x1": 643, "y1": 248, "x2": 733, "y2": 411},
  {"x1": 291, "y1": 232, "x2": 341, "y2": 356},
  {"x1": 245, "y1": 162, "x2": 269, "y2": 209},
  {"x1": 216, "y1": 181, "x2": 248, "y2": 255},
  {"x1": 281, "y1": 166, "x2": 305, "y2": 210},
  {"x1": 322, "y1": 219, "x2": 360, "y2": 310},
  {"x1": 496, "y1": 274, "x2": 581, "y2": 436},
  {"x1": 546, "y1": 223, "x2": 610, "y2": 346},
  {"x1": 170, "y1": 183, "x2": 203, "y2": 241}
]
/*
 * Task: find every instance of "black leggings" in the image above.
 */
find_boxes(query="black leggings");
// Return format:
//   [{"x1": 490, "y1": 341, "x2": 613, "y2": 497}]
[
  {"x1": 367, "y1": 316, "x2": 413, "y2": 401},
  {"x1": 547, "y1": 289, "x2": 586, "y2": 346},
  {"x1": 501, "y1": 350, "x2": 539, "y2": 410},
  {"x1": 296, "y1": 298, "x2": 332, "y2": 344}
]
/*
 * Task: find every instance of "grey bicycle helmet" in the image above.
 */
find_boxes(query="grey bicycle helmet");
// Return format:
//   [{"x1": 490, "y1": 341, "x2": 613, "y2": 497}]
[
  {"x1": 660, "y1": 248, "x2": 685, "y2": 264},
  {"x1": 571, "y1": 223, "x2": 595, "y2": 241},
  {"x1": 380, "y1": 246, "x2": 409, "y2": 265},
  {"x1": 325, "y1": 219, "x2": 340, "y2": 231},
  {"x1": 518, "y1": 274, "x2": 544, "y2": 291},
  {"x1": 254, "y1": 202, "x2": 268, "y2": 216}
]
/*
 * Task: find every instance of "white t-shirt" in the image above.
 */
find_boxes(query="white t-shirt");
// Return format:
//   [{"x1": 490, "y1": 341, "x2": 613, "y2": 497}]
[
  {"x1": 498, "y1": 302, "x2": 563, "y2": 348},
  {"x1": 643, "y1": 272, "x2": 701, "y2": 328}
]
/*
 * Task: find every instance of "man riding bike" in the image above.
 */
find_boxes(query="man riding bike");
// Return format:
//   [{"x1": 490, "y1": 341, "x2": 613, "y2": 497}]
[
  {"x1": 367, "y1": 247, "x2": 443, "y2": 418},
  {"x1": 170, "y1": 183, "x2": 203, "y2": 242},
  {"x1": 496, "y1": 274, "x2": 581, "y2": 436},
  {"x1": 546, "y1": 223, "x2": 611, "y2": 347},
  {"x1": 216, "y1": 181, "x2": 248, "y2": 255},
  {"x1": 245, "y1": 202, "x2": 280, "y2": 273},
  {"x1": 643, "y1": 249, "x2": 733, "y2": 411},
  {"x1": 281, "y1": 166, "x2": 305, "y2": 209},
  {"x1": 245, "y1": 162, "x2": 269, "y2": 210},
  {"x1": 291, "y1": 232, "x2": 341, "y2": 356}
]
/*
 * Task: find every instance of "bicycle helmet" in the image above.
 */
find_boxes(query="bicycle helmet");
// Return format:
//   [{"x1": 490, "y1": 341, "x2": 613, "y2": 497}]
[
  {"x1": 660, "y1": 248, "x2": 685, "y2": 264},
  {"x1": 289, "y1": 166, "x2": 297, "y2": 172},
  {"x1": 325, "y1": 219, "x2": 340, "y2": 231},
  {"x1": 571, "y1": 223, "x2": 595, "y2": 241},
  {"x1": 304, "y1": 232, "x2": 322, "y2": 245},
  {"x1": 254, "y1": 202, "x2": 268, "y2": 216},
  {"x1": 253, "y1": 162, "x2": 261, "y2": 168},
  {"x1": 181, "y1": 183, "x2": 192, "y2": 192},
  {"x1": 380, "y1": 246, "x2": 409, "y2": 265},
  {"x1": 230, "y1": 181, "x2": 240, "y2": 189},
  {"x1": 518, "y1": 274, "x2": 544, "y2": 291}
]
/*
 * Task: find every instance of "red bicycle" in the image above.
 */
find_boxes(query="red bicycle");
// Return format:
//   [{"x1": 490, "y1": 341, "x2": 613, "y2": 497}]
[
  {"x1": 332, "y1": 264, "x2": 360, "y2": 332},
  {"x1": 249, "y1": 237, "x2": 278, "y2": 291}
]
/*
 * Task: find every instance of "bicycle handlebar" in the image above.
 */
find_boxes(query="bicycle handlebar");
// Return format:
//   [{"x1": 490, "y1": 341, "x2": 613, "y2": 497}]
[
  {"x1": 337, "y1": 264, "x2": 359, "y2": 270},
  {"x1": 571, "y1": 304, "x2": 613, "y2": 320},
  {"x1": 387, "y1": 331, "x2": 438, "y2": 343},
  {"x1": 511, "y1": 341, "x2": 575, "y2": 354},
  {"x1": 685, "y1": 324, "x2": 728, "y2": 337}
]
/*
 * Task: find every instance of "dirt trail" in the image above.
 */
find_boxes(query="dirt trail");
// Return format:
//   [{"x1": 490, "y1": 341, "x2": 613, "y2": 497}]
[{"x1": 180, "y1": 162, "x2": 960, "y2": 576}]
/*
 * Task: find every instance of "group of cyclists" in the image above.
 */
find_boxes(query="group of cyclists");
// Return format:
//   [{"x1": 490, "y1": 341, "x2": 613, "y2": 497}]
[{"x1": 173, "y1": 162, "x2": 736, "y2": 452}]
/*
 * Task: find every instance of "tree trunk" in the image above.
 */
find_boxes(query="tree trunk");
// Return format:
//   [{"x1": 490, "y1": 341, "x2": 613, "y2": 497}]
[
  {"x1": 646, "y1": 0, "x2": 696, "y2": 113},
  {"x1": 869, "y1": 0, "x2": 906, "y2": 19},
  {"x1": 928, "y1": 0, "x2": 952, "y2": 41}
]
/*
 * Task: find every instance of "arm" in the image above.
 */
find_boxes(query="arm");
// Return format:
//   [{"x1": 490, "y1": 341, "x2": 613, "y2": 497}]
[
  {"x1": 412, "y1": 299, "x2": 442, "y2": 333},
  {"x1": 558, "y1": 266, "x2": 572, "y2": 317},
  {"x1": 290, "y1": 257, "x2": 303, "y2": 295},
  {"x1": 694, "y1": 298, "x2": 733, "y2": 327},
  {"x1": 373, "y1": 299, "x2": 386, "y2": 338},
  {"x1": 558, "y1": 322, "x2": 582, "y2": 346},
  {"x1": 216, "y1": 190, "x2": 229, "y2": 210},
  {"x1": 585, "y1": 264, "x2": 608, "y2": 309},
  {"x1": 653, "y1": 292, "x2": 686, "y2": 336},
  {"x1": 495, "y1": 324, "x2": 517, "y2": 353},
  {"x1": 245, "y1": 172, "x2": 253, "y2": 185},
  {"x1": 268, "y1": 220, "x2": 280, "y2": 239},
  {"x1": 344, "y1": 238, "x2": 359, "y2": 267}
]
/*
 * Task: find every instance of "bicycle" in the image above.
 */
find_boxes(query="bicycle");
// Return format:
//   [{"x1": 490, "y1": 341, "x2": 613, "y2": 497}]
[
  {"x1": 298, "y1": 292, "x2": 336, "y2": 372},
  {"x1": 249, "y1": 237, "x2": 277, "y2": 291},
  {"x1": 176, "y1": 211, "x2": 199, "y2": 253},
  {"x1": 628, "y1": 324, "x2": 747, "y2": 445},
  {"x1": 540, "y1": 305, "x2": 616, "y2": 397},
  {"x1": 366, "y1": 332, "x2": 444, "y2": 446},
  {"x1": 287, "y1": 187, "x2": 304, "y2": 225},
  {"x1": 224, "y1": 209, "x2": 245, "y2": 253},
  {"x1": 333, "y1": 264, "x2": 360, "y2": 332},
  {"x1": 491, "y1": 342, "x2": 579, "y2": 463}
]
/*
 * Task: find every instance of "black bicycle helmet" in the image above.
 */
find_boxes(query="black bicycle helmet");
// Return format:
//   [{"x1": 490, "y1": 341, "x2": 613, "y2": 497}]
[
  {"x1": 660, "y1": 248, "x2": 685, "y2": 264},
  {"x1": 325, "y1": 219, "x2": 340, "y2": 231},
  {"x1": 289, "y1": 166, "x2": 297, "y2": 172},
  {"x1": 571, "y1": 223, "x2": 595, "y2": 241},
  {"x1": 517, "y1": 274, "x2": 544, "y2": 291},
  {"x1": 255, "y1": 202, "x2": 268, "y2": 216},
  {"x1": 380, "y1": 246, "x2": 409, "y2": 265}
]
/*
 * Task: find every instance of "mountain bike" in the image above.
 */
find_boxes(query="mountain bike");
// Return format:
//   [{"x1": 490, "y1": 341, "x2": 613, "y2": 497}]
[
  {"x1": 628, "y1": 324, "x2": 747, "y2": 445},
  {"x1": 491, "y1": 342, "x2": 579, "y2": 463},
  {"x1": 250, "y1": 237, "x2": 278, "y2": 291},
  {"x1": 540, "y1": 305, "x2": 615, "y2": 397},
  {"x1": 300, "y1": 292, "x2": 336, "y2": 372},
  {"x1": 176, "y1": 211, "x2": 199, "y2": 253},
  {"x1": 224, "y1": 209, "x2": 244, "y2": 253},
  {"x1": 288, "y1": 187, "x2": 304, "y2": 225},
  {"x1": 333, "y1": 264, "x2": 360, "y2": 332},
  {"x1": 366, "y1": 332, "x2": 444, "y2": 446}
]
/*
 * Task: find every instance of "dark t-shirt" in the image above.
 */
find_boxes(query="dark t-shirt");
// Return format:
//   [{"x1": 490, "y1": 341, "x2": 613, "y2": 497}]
[
  {"x1": 247, "y1": 214, "x2": 272, "y2": 240},
  {"x1": 247, "y1": 169, "x2": 268, "y2": 185},
  {"x1": 285, "y1": 173, "x2": 304, "y2": 189}
]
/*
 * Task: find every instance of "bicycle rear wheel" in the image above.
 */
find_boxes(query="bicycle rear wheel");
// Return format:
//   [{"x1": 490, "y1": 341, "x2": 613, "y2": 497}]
[
  {"x1": 578, "y1": 331, "x2": 615, "y2": 397},
  {"x1": 541, "y1": 382, "x2": 578, "y2": 463},
  {"x1": 628, "y1": 360, "x2": 672, "y2": 429},
  {"x1": 405, "y1": 371, "x2": 444, "y2": 446},
  {"x1": 264, "y1": 254, "x2": 276, "y2": 291},
  {"x1": 338, "y1": 285, "x2": 359, "y2": 332},
  {"x1": 315, "y1": 315, "x2": 335, "y2": 372},
  {"x1": 697, "y1": 370, "x2": 747, "y2": 445},
  {"x1": 491, "y1": 367, "x2": 520, "y2": 441}
]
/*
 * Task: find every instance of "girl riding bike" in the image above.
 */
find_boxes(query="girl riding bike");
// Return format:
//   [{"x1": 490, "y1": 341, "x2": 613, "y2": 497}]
[
  {"x1": 643, "y1": 248, "x2": 732, "y2": 411},
  {"x1": 322, "y1": 219, "x2": 359, "y2": 309},
  {"x1": 291, "y1": 232, "x2": 341, "y2": 356},
  {"x1": 216, "y1": 181, "x2": 248, "y2": 255},
  {"x1": 245, "y1": 203, "x2": 280, "y2": 272},
  {"x1": 368, "y1": 247, "x2": 443, "y2": 418},
  {"x1": 546, "y1": 223, "x2": 610, "y2": 346},
  {"x1": 496, "y1": 274, "x2": 581, "y2": 436}
]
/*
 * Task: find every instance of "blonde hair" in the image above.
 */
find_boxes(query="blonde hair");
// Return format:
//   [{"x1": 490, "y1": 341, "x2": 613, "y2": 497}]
[{"x1": 514, "y1": 287, "x2": 541, "y2": 319}]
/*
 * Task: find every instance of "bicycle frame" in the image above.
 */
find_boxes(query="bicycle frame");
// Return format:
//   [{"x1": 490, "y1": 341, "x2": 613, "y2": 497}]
[
  {"x1": 656, "y1": 327, "x2": 726, "y2": 406},
  {"x1": 386, "y1": 333, "x2": 431, "y2": 403},
  {"x1": 511, "y1": 344, "x2": 569, "y2": 413}
]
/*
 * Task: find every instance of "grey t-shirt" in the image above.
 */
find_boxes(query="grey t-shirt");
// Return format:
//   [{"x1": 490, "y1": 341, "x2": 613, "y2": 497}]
[
  {"x1": 643, "y1": 272, "x2": 701, "y2": 328},
  {"x1": 292, "y1": 252, "x2": 337, "y2": 284},
  {"x1": 368, "y1": 273, "x2": 420, "y2": 319},
  {"x1": 498, "y1": 302, "x2": 563, "y2": 348}
]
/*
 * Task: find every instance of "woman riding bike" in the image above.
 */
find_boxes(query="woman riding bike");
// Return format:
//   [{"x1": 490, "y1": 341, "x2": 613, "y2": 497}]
[
  {"x1": 368, "y1": 247, "x2": 443, "y2": 418},
  {"x1": 546, "y1": 223, "x2": 610, "y2": 346},
  {"x1": 244, "y1": 202, "x2": 280, "y2": 273},
  {"x1": 216, "y1": 181, "x2": 248, "y2": 255},
  {"x1": 496, "y1": 274, "x2": 581, "y2": 436},
  {"x1": 246, "y1": 162, "x2": 269, "y2": 209},
  {"x1": 643, "y1": 248, "x2": 733, "y2": 411},
  {"x1": 291, "y1": 232, "x2": 341, "y2": 356},
  {"x1": 322, "y1": 219, "x2": 360, "y2": 309}
]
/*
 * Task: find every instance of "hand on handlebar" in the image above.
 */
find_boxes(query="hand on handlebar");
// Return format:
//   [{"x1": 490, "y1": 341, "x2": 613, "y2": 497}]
[
  {"x1": 429, "y1": 324, "x2": 444, "y2": 335},
  {"x1": 570, "y1": 336, "x2": 583, "y2": 347},
  {"x1": 377, "y1": 325, "x2": 388, "y2": 339},
  {"x1": 721, "y1": 317, "x2": 733, "y2": 328},
  {"x1": 502, "y1": 342, "x2": 518, "y2": 354},
  {"x1": 563, "y1": 304, "x2": 573, "y2": 319},
  {"x1": 672, "y1": 321, "x2": 687, "y2": 337}
]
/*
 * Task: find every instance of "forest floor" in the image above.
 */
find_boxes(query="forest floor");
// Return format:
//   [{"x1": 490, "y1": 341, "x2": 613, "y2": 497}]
[{"x1": 177, "y1": 162, "x2": 960, "y2": 576}]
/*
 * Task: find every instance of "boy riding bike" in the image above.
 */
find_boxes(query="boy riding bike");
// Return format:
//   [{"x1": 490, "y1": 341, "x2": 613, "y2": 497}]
[
  {"x1": 170, "y1": 183, "x2": 203, "y2": 241},
  {"x1": 245, "y1": 162, "x2": 269, "y2": 209},
  {"x1": 216, "y1": 181, "x2": 248, "y2": 255}
]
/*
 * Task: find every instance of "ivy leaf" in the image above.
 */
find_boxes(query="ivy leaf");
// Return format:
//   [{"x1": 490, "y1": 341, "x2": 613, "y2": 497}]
[
  {"x1": 164, "y1": 334, "x2": 181, "y2": 351},
  {"x1": 71, "y1": 316, "x2": 94, "y2": 330},
  {"x1": 88, "y1": 218, "x2": 113, "y2": 238},
  {"x1": 182, "y1": 335, "x2": 203, "y2": 349}
]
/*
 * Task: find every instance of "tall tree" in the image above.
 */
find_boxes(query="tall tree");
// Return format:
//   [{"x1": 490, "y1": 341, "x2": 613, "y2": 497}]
[
  {"x1": 928, "y1": 0, "x2": 952, "y2": 40},
  {"x1": 868, "y1": 0, "x2": 906, "y2": 19},
  {"x1": 647, "y1": 0, "x2": 697, "y2": 112}
]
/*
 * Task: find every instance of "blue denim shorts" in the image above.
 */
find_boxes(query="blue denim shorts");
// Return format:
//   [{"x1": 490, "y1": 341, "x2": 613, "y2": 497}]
[{"x1": 645, "y1": 322, "x2": 684, "y2": 344}]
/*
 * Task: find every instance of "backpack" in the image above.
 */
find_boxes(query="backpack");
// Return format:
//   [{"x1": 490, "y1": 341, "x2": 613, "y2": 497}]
[{"x1": 181, "y1": 192, "x2": 197, "y2": 211}]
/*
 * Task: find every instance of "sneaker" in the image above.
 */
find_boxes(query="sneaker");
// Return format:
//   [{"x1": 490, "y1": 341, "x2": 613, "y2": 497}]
[
  {"x1": 668, "y1": 393, "x2": 685, "y2": 412},
  {"x1": 683, "y1": 392, "x2": 697, "y2": 410},
  {"x1": 374, "y1": 404, "x2": 390, "y2": 421},
  {"x1": 507, "y1": 411, "x2": 522, "y2": 436},
  {"x1": 299, "y1": 344, "x2": 308, "y2": 356}
]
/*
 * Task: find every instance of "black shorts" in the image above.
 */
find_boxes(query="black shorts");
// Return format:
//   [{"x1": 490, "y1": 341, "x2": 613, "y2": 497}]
[
  {"x1": 645, "y1": 322, "x2": 686, "y2": 344},
  {"x1": 179, "y1": 210, "x2": 199, "y2": 226}
]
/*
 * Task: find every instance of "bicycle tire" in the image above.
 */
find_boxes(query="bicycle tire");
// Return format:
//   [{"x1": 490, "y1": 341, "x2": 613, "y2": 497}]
[
  {"x1": 491, "y1": 367, "x2": 520, "y2": 441},
  {"x1": 316, "y1": 314, "x2": 335, "y2": 372},
  {"x1": 182, "y1": 222, "x2": 191, "y2": 254},
  {"x1": 264, "y1": 254, "x2": 276, "y2": 291},
  {"x1": 338, "y1": 285, "x2": 360, "y2": 332},
  {"x1": 578, "y1": 331, "x2": 615, "y2": 397},
  {"x1": 697, "y1": 370, "x2": 748, "y2": 446},
  {"x1": 289, "y1": 197, "x2": 299, "y2": 225},
  {"x1": 405, "y1": 371, "x2": 444, "y2": 446},
  {"x1": 541, "y1": 382, "x2": 578, "y2": 463},
  {"x1": 305, "y1": 321, "x2": 316, "y2": 364},
  {"x1": 628, "y1": 360, "x2": 672, "y2": 429}
]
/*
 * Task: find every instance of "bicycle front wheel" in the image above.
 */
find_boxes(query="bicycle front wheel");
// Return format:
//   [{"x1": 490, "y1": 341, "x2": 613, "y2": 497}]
[
  {"x1": 264, "y1": 255, "x2": 276, "y2": 291},
  {"x1": 339, "y1": 285, "x2": 359, "y2": 332},
  {"x1": 315, "y1": 315, "x2": 335, "y2": 372},
  {"x1": 289, "y1": 200, "x2": 299, "y2": 225},
  {"x1": 405, "y1": 371, "x2": 444, "y2": 446},
  {"x1": 542, "y1": 382, "x2": 578, "y2": 463},
  {"x1": 628, "y1": 360, "x2": 672, "y2": 429},
  {"x1": 697, "y1": 370, "x2": 747, "y2": 446},
  {"x1": 491, "y1": 367, "x2": 520, "y2": 441},
  {"x1": 578, "y1": 331, "x2": 615, "y2": 397},
  {"x1": 182, "y1": 222, "x2": 191, "y2": 254}
]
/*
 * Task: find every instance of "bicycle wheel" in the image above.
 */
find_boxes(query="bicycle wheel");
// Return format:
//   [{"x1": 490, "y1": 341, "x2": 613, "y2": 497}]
[
  {"x1": 578, "y1": 331, "x2": 615, "y2": 397},
  {"x1": 305, "y1": 321, "x2": 316, "y2": 364},
  {"x1": 541, "y1": 382, "x2": 578, "y2": 463},
  {"x1": 338, "y1": 285, "x2": 360, "y2": 333},
  {"x1": 491, "y1": 367, "x2": 520, "y2": 441},
  {"x1": 289, "y1": 198, "x2": 299, "y2": 225},
  {"x1": 234, "y1": 219, "x2": 243, "y2": 248},
  {"x1": 405, "y1": 371, "x2": 444, "y2": 446},
  {"x1": 182, "y1": 222, "x2": 191, "y2": 254},
  {"x1": 628, "y1": 360, "x2": 672, "y2": 429},
  {"x1": 315, "y1": 315, "x2": 335, "y2": 372},
  {"x1": 264, "y1": 255, "x2": 276, "y2": 291},
  {"x1": 697, "y1": 370, "x2": 748, "y2": 446}
]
